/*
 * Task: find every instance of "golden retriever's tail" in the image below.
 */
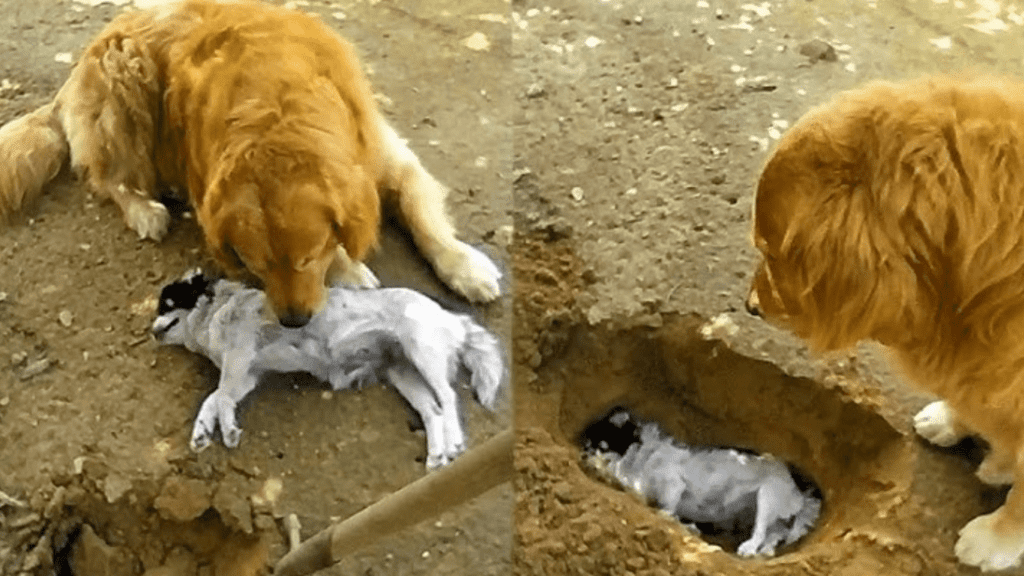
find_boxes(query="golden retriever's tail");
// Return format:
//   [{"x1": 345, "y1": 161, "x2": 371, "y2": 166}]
[{"x1": 0, "y1": 102, "x2": 69, "y2": 220}]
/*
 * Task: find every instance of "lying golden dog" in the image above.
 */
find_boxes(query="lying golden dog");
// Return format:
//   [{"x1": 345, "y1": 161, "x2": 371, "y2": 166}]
[
  {"x1": 747, "y1": 75, "x2": 1024, "y2": 572},
  {"x1": 0, "y1": 0, "x2": 501, "y2": 327}
]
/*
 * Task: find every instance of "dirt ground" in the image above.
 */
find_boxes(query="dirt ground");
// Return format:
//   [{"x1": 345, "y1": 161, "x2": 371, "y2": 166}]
[
  {"x1": 513, "y1": 0, "x2": 1024, "y2": 575},
  {"x1": 0, "y1": 0, "x2": 511, "y2": 574}
]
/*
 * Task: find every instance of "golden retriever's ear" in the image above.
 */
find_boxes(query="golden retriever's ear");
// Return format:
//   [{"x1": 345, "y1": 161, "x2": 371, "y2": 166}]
[
  {"x1": 754, "y1": 89, "x2": 967, "y2": 351},
  {"x1": 330, "y1": 216, "x2": 377, "y2": 263},
  {"x1": 328, "y1": 169, "x2": 380, "y2": 262},
  {"x1": 200, "y1": 189, "x2": 268, "y2": 278},
  {"x1": 754, "y1": 144, "x2": 806, "y2": 252}
]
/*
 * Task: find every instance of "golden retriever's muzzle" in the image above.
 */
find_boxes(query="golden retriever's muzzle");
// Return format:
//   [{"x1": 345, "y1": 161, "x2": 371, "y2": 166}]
[
  {"x1": 278, "y1": 308, "x2": 312, "y2": 328},
  {"x1": 263, "y1": 269, "x2": 329, "y2": 329}
]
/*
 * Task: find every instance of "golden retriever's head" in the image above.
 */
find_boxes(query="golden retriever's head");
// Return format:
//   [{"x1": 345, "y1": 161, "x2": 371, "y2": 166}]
[
  {"x1": 200, "y1": 158, "x2": 379, "y2": 328},
  {"x1": 746, "y1": 81, "x2": 964, "y2": 351}
]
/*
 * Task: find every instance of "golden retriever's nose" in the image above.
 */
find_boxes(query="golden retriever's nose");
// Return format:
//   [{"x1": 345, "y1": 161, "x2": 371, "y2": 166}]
[
  {"x1": 745, "y1": 289, "x2": 762, "y2": 317},
  {"x1": 279, "y1": 310, "x2": 312, "y2": 328}
]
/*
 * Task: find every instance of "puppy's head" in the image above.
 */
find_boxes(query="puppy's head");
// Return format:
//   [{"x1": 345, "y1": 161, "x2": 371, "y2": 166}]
[
  {"x1": 581, "y1": 406, "x2": 640, "y2": 456},
  {"x1": 153, "y1": 269, "x2": 214, "y2": 344},
  {"x1": 746, "y1": 82, "x2": 953, "y2": 350},
  {"x1": 200, "y1": 166, "x2": 379, "y2": 328}
]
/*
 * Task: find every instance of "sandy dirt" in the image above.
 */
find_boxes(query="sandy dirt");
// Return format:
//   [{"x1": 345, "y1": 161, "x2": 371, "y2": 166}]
[
  {"x1": 0, "y1": 0, "x2": 511, "y2": 574},
  {"x1": 512, "y1": 0, "x2": 1024, "y2": 575}
]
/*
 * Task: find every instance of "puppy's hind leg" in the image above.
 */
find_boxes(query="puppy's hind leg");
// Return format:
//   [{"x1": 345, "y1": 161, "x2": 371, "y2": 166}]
[
  {"x1": 377, "y1": 120, "x2": 501, "y2": 302},
  {"x1": 56, "y1": 33, "x2": 168, "y2": 240},
  {"x1": 385, "y1": 363, "x2": 454, "y2": 470},
  {"x1": 407, "y1": 345, "x2": 467, "y2": 468}
]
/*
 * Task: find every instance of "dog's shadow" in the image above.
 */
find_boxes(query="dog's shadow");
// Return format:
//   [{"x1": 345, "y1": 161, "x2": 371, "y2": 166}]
[{"x1": 926, "y1": 436, "x2": 1011, "y2": 512}]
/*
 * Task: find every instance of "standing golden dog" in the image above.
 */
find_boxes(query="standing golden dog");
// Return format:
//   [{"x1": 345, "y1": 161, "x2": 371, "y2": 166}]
[
  {"x1": 746, "y1": 75, "x2": 1024, "y2": 571},
  {"x1": 0, "y1": 0, "x2": 501, "y2": 327}
]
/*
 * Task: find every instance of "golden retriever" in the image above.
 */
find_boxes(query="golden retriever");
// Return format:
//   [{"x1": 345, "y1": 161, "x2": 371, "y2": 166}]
[
  {"x1": 746, "y1": 75, "x2": 1024, "y2": 571},
  {"x1": 0, "y1": 0, "x2": 501, "y2": 327}
]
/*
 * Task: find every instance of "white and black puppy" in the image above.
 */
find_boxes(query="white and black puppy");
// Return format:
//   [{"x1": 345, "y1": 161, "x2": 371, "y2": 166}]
[
  {"x1": 152, "y1": 270, "x2": 504, "y2": 469},
  {"x1": 582, "y1": 408, "x2": 820, "y2": 557}
]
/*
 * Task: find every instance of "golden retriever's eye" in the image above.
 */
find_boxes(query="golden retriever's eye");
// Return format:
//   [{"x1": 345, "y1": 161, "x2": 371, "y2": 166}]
[
  {"x1": 295, "y1": 256, "x2": 314, "y2": 271},
  {"x1": 330, "y1": 221, "x2": 344, "y2": 239},
  {"x1": 223, "y1": 243, "x2": 246, "y2": 270}
]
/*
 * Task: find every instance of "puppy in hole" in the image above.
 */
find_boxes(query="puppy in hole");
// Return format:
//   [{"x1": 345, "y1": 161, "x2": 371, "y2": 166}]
[
  {"x1": 581, "y1": 407, "x2": 821, "y2": 557},
  {"x1": 152, "y1": 269, "x2": 504, "y2": 470}
]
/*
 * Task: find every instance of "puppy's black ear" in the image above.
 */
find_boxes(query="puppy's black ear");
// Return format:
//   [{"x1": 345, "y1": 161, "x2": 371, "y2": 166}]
[
  {"x1": 180, "y1": 267, "x2": 204, "y2": 283},
  {"x1": 189, "y1": 270, "x2": 216, "y2": 299},
  {"x1": 158, "y1": 270, "x2": 214, "y2": 314},
  {"x1": 581, "y1": 406, "x2": 640, "y2": 455}
]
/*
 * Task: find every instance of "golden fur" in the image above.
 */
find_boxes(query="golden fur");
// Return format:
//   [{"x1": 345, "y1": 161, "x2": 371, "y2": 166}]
[
  {"x1": 747, "y1": 75, "x2": 1024, "y2": 570},
  {"x1": 0, "y1": 0, "x2": 501, "y2": 326}
]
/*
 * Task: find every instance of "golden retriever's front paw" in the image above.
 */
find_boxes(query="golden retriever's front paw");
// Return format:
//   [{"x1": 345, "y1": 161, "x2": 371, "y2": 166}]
[
  {"x1": 435, "y1": 242, "x2": 502, "y2": 303},
  {"x1": 125, "y1": 198, "x2": 170, "y2": 241},
  {"x1": 332, "y1": 259, "x2": 380, "y2": 289},
  {"x1": 956, "y1": 512, "x2": 1024, "y2": 572},
  {"x1": 913, "y1": 401, "x2": 969, "y2": 447},
  {"x1": 977, "y1": 453, "x2": 1015, "y2": 486}
]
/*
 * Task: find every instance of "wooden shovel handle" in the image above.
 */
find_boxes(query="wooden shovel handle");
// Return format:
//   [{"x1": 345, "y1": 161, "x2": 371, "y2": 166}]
[{"x1": 273, "y1": 428, "x2": 514, "y2": 576}]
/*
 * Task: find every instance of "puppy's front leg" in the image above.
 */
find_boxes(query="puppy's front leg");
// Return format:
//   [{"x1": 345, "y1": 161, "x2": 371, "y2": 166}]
[
  {"x1": 403, "y1": 341, "x2": 468, "y2": 467},
  {"x1": 191, "y1": 356, "x2": 260, "y2": 451},
  {"x1": 377, "y1": 120, "x2": 501, "y2": 302}
]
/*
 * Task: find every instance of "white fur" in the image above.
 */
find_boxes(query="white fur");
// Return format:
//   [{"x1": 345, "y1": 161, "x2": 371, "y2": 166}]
[
  {"x1": 593, "y1": 420, "x2": 819, "y2": 557},
  {"x1": 914, "y1": 400, "x2": 970, "y2": 448},
  {"x1": 153, "y1": 276, "x2": 504, "y2": 470},
  {"x1": 376, "y1": 120, "x2": 503, "y2": 303},
  {"x1": 956, "y1": 512, "x2": 1024, "y2": 572}
]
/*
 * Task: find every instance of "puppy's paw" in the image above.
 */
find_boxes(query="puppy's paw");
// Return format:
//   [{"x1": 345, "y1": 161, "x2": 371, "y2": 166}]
[
  {"x1": 737, "y1": 539, "x2": 768, "y2": 558},
  {"x1": 350, "y1": 369, "x2": 377, "y2": 390},
  {"x1": 125, "y1": 198, "x2": 171, "y2": 241},
  {"x1": 956, "y1": 511, "x2": 1024, "y2": 572},
  {"x1": 190, "y1": 423, "x2": 214, "y2": 453},
  {"x1": 425, "y1": 454, "x2": 446, "y2": 470},
  {"x1": 423, "y1": 431, "x2": 465, "y2": 471},
  {"x1": 221, "y1": 425, "x2": 243, "y2": 449},
  {"x1": 191, "y1": 392, "x2": 241, "y2": 451},
  {"x1": 328, "y1": 365, "x2": 376, "y2": 391},
  {"x1": 425, "y1": 422, "x2": 466, "y2": 471},
  {"x1": 434, "y1": 242, "x2": 502, "y2": 303},
  {"x1": 426, "y1": 452, "x2": 454, "y2": 471},
  {"x1": 913, "y1": 401, "x2": 968, "y2": 447}
]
